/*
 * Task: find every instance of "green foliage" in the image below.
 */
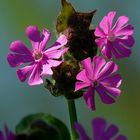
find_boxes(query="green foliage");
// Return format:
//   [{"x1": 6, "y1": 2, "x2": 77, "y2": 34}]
[{"x1": 16, "y1": 113, "x2": 71, "y2": 140}]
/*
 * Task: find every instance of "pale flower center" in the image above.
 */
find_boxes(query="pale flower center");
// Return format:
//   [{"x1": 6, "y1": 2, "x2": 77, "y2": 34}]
[
  {"x1": 33, "y1": 50, "x2": 43, "y2": 62},
  {"x1": 108, "y1": 33, "x2": 116, "y2": 42}
]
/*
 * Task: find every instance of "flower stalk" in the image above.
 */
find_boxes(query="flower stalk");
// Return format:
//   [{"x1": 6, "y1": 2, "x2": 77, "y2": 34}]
[{"x1": 67, "y1": 99, "x2": 78, "y2": 140}]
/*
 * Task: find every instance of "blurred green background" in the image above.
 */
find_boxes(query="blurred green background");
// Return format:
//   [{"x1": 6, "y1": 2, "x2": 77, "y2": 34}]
[{"x1": 0, "y1": 0, "x2": 139, "y2": 139}]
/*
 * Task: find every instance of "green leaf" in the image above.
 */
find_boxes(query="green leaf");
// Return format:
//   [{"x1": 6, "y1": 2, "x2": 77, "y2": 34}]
[{"x1": 16, "y1": 113, "x2": 71, "y2": 140}]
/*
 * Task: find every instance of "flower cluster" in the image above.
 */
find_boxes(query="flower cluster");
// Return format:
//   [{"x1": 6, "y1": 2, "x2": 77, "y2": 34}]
[
  {"x1": 7, "y1": 10, "x2": 134, "y2": 110},
  {"x1": 6, "y1": 0, "x2": 135, "y2": 139},
  {"x1": 74, "y1": 11, "x2": 134, "y2": 111}
]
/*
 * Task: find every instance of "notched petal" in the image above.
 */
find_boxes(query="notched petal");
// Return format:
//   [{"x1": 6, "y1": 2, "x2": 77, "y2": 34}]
[{"x1": 26, "y1": 25, "x2": 41, "y2": 42}]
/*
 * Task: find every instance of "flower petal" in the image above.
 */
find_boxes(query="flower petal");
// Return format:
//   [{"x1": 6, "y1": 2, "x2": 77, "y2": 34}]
[
  {"x1": 42, "y1": 64, "x2": 53, "y2": 76},
  {"x1": 115, "y1": 24, "x2": 134, "y2": 36},
  {"x1": 9, "y1": 40, "x2": 32, "y2": 55},
  {"x1": 81, "y1": 57, "x2": 94, "y2": 80},
  {"x1": 4, "y1": 125, "x2": 15, "y2": 140},
  {"x1": 96, "y1": 85, "x2": 116, "y2": 104},
  {"x1": 7, "y1": 133, "x2": 15, "y2": 140},
  {"x1": 0, "y1": 125, "x2": 15, "y2": 140},
  {"x1": 117, "y1": 36, "x2": 134, "y2": 47},
  {"x1": 103, "y1": 125, "x2": 119, "y2": 139},
  {"x1": 99, "y1": 16, "x2": 109, "y2": 34},
  {"x1": 92, "y1": 117, "x2": 107, "y2": 140},
  {"x1": 16, "y1": 64, "x2": 35, "y2": 82},
  {"x1": 100, "y1": 74, "x2": 122, "y2": 88},
  {"x1": 95, "y1": 38, "x2": 107, "y2": 49},
  {"x1": 7, "y1": 53, "x2": 33, "y2": 67},
  {"x1": 76, "y1": 69, "x2": 91, "y2": 83},
  {"x1": 107, "y1": 11, "x2": 116, "y2": 29},
  {"x1": 26, "y1": 25, "x2": 40, "y2": 42},
  {"x1": 93, "y1": 56, "x2": 106, "y2": 79},
  {"x1": 113, "y1": 16, "x2": 129, "y2": 33},
  {"x1": 28, "y1": 63, "x2": 43, "y2": 85},
  {"x1": 0, "y1": 132, "x2": 4, "y2": 140},
  {"x1": 47, "y1": 59, "x2": 62, "y2": 67},
  {"x1": 112, "y1": 46, "x2": 123, "y2": 59},
  {"x1": 74, "y1": 123, "x2": 91, "y2": 140},
  {"x1": 102, "y1": 85, "x2": 121, "y2": 97},
  {"x1": 95, "y1": 26, "x2": 105, "y2": 37},
  {"x1": 75, "y1": 82, "x2": 90, "y2": 92},
  {"x1": 83, "y1": 87, "x2": 95, "y2": 110},
  {"x1": 115, "y1": 135, "x2": 127, "y2": 140},
  {"x1": 39, "y1": 29, "x2": 51, "y2": 51},
  {"x1": 101, "y1": 43, "x2": 112, "y2": 59},
  {"x1": 4, "y1": 125, "x2": 9, "y2": 138},
  {"x1": 45, "y1": 47, "x2": 68, "y2": 59},
  {"x1": 46, "y1": 34, "x2": 67, "y2": 52},
  {"x1": 114, "y1": 42, "x2": 132, "y2": 57},
  {"x1": 25, "y1": 25, "x2": 41, "y2": 50},
  {"x1": 98, "y1": 61, "x2": 118, "y2": 80}
]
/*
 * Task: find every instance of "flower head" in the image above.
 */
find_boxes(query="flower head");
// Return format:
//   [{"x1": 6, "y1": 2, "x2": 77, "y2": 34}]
[
  {"x1": 95, "y1": 11, "x2": 134, "y2": 59},
  {"x1": 74, "y1": 117, "x2": 127, "y2": 140},
  {"x1": 0, "y1": 125, "x2": 15, "y2": 140},
  {"x1": 7, "y1": 25, "x2": 68, "y2": 86},
  {"x1": 75, "y1": 56, "x2": 122, "y2": 110}
]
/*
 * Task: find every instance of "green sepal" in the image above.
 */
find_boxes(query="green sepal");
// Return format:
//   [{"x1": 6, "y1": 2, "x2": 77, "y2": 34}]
[
  {"x1": 45, "y1": 79, "x2": 62, "y2": 97},
  {"x1": 56, "y1": 0, "x2": 76, "y2": 33}
]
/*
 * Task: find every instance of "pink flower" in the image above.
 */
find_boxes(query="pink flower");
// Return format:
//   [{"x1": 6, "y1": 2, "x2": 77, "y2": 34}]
[
  {"x1": 74, "y1": 117, "x2": 127, "y2": 140},
  {"x1": 75, "y1": 56, "x2": 122, "y2": 110},
  {"x1": 0, "y1": 125, "x2": 15, "y2": 140},
  {"x1": 7, "y1": 25, "x2": 68, "y2": 86},
  {"x1": 95, "y1": 11, "x2": 134, "y2": 59}
]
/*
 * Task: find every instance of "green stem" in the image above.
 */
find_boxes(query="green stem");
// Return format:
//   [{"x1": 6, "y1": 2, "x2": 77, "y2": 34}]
[{"x1": 67, "y1": 99, "x2": 78, "y2": 140}]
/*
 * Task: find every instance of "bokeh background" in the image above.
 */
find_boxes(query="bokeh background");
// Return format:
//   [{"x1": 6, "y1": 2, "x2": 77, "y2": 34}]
[{"x1": 0, "y1": 0, "x2": 139, "y2": 139}]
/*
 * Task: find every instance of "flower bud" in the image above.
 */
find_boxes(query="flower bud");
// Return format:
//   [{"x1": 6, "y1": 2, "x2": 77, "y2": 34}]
[
  {"x1": 63, "y1": 28, "x2": 97, "y2": 60},
  {"x1": 56, "y1": 0, "x2": 97, "y2": 60},
  {"x1": 45, "y1": 60, "x2": 83, "y2": 99}
]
